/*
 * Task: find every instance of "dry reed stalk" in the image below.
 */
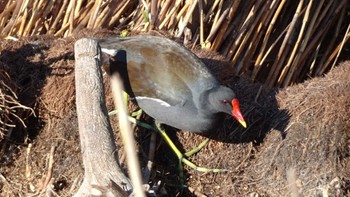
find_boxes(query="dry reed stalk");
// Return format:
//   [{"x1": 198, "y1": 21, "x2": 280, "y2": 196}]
[
  {"x1": 68, "y1": 0, "x2": 76, "y2": 36},
  {"x1": 98, "y1": 2, "x2": 117, "y2": 28},
  {"x1": 34, "y1": 0, "x2": 50, "y2": 35},
  {"x1": 312, "y1": 4, "x2": 338, "y2": 71},
  {"x1": 240, "y1": 0, "x2": 276, "y2": 76},
  {"x1": 292, "y1": 1, "x2": 338, "y2": 79},
  {"x1": 209, "y1": 0, "x2": 223, "y2": 33},
  {"x1": 117, "y1": 8, "x2": 138, "y2": 29},
  {"x1": 12, "y1": 0, "x2": 27, "y2": 33},
  {"x1": 132, "y1": 3, "x2": 148, "y2": 31},
  {"x1": 33, "y1": 0, "x2": 55, "y2": 35},
  {"x1": 235, "y1": 0, "x2": 270, "y2": 75},
  {"x1": 150, "y1": 0, "x2": 158, "y2": 29},
  {"x1": 22, "y1": 0, "x2": 41, "y2": 36},
  {"x1": 55, "y1": 21, "x2": 71, "y2": 37},
  {"x1": 211, "y1": 0, "x2": 240, "y2": 51},
  {"x1": 265, "y1": 0, "x2": 304, "y2": 88},
  {"x1": 49, "y1": 0, "x2": 69, "y2": 34},
  {"x1": 198, "y1": 0, "x2": 204, "y2": 45},
  {"x1": 177, "y1": 0, "x2": 198, "y2": 38},
  {"x1": 71, "y1": 2, "x2": 95, "y2": 34},
  {"x1": 50, "y1": 0, "x2": 64, "y2": 24},
  {"x1": 87, "y1": 0, "x2": 102, "y2": 29},
  {"x1": 159, "y1": 0, "x2": 181, "y2": 30},
  {"x1": 291, "y1": 1, "x2": 332, "y2": 78},
  {"x1": 318, "y1": 23, "x2": 350, "y2": 75},
  {"x1": 74, "y1": 0, "x2": 84, "y2": 16},
  {"x1": 2, "y1": 0, "x2": 22, "y2": 35},
  {"x1": 169, "y1": 0, "x2": 189, "y2": 32},
  {"x1": 252, "y1": 0, "x2": 285, "y2": 81},
  {"x1": 204, "y1": 0, "x2": 220, "y2": 22},
  {"x1": 16, "y1": 0, "x2": 29, "y2": 36},
  {"x1": 141, "y1": 1, "x2": 151, "y2": 31},
  {"x1": 278, "y1": 0, "x2": 313, "y2": 87},
  {"x1": 223, "y1": 0, "x2": 255, "y2": 58},
  {"x1": 231, "y1": 0, "x2": 265, "y2": 68},
  {"x1": 108, "y1": 1, "x2": 133, "y2": 28},
  {"x1": 0, "y1": 1, "x2": 14, "y2": 28},
  {"x1": 62, "y1": 0, "x2": 74, "y2": 31},
  {"x1": 0, "y1": 1, "x2": 8, "y2": 14},
  {"x1": 205, "y1": 8, "x2": 228, "y2": 45},
  {"x1": 175, "y1": 1, "x2": 189, "y2": 23},
  {"x1": 283, "y1": 0, "x2": 326, "y2": 86},
  {"x1": 94, "y1": 1, "x2": 111, "y2": 29},
  {"x1": 219, "y1": 22, "x2": 236, "y2": 56},
  {"x1": 330, "y1": 24, "x2": 350, "y2": 70},
  {"x1": 307, "y1": 43, "x2": 320, "y2": 75},
  {"x1": 259, "y1": 23, "x2": 290, "y2": 69},
  {"x1": 296, "y1": 17, "x2": 331, "y2": 76},
  {"x1": 315, "y1": 0, "x2": 347, "y2": 75},
  {"x1": 156, "y1": 0, "x2": 172, "y2": 27},
  {"x1": 313, "y1": 1, "x2": 334, "y2": 36},
  {"x1": 111, "y1": 75, "x2": 145, "y2": 197}
]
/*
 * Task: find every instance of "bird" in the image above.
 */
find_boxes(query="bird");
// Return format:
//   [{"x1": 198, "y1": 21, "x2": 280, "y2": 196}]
[
  {"x1": 99, "y1": 35, "x2": 247, "y2": 174},
  {"x1": 99, "y1": 35, "x2": 246, "y2": 133}
]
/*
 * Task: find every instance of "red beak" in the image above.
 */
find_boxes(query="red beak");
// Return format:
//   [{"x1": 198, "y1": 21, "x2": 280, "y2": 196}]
[{"x1": 231, "y1": 99, "x2": 247, "y2": 128}]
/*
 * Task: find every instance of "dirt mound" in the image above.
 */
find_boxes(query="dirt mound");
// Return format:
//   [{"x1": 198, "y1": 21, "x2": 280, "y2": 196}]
[
  {"x1": 0, "y1": 32, "x2": 349, "y2": 196},
  {"x1": 247, "y1": 62, "x2": 350, "y2": 196}
]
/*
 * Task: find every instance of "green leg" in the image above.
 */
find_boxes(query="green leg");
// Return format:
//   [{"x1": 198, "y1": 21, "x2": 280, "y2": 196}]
[
  {"x1": 154, "y1": 121, "x2": 227, "y2": 173},
  {"x1": 109, "y1": 108, "x2": 142, "y2": 117},
  {"x1": 130, "y1": 109, "x2": 143, "y2": 117},
  {"x1": 184, "y1": 139, "x2": 209, "y2": 157},
  {"x1": 123, "y1": 91, "x2": 128, "y2": 107}
]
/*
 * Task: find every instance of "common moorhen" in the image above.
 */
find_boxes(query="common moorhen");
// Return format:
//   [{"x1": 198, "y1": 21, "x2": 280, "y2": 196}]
[{"x1": 99, "y1": 35, "x2": 247, "y2": 132}]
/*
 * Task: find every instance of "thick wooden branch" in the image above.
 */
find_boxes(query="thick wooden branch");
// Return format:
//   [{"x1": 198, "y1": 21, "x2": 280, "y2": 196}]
[{"x1": 74, "y1": 38, "x2": 132, "y2": 197}]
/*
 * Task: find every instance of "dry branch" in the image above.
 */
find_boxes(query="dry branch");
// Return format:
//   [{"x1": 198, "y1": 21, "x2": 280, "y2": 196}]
[{"x1": 74, "y1": 38, "x2": 132, "y2": 196}]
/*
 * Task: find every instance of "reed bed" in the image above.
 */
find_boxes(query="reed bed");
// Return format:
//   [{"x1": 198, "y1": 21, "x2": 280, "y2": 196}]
[{"x1": 0, "y1": 0, "x2": 349, "y2": 87}]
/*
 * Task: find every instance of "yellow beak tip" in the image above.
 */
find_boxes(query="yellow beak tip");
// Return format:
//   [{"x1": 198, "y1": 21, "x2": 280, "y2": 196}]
[{"x1": 240, "y1": 121, "x2": 247, "y2": 128}]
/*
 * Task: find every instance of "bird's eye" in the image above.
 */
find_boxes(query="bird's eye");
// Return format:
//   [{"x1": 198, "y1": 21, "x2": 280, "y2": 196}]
[{"x1": 222, "y1": 99, "x2": 229, "y2": 104}]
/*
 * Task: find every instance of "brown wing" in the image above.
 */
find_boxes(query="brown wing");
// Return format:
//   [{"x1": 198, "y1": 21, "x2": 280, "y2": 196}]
[{"x1": 100, "y1": 35, "x2": 218, "y2": 106}]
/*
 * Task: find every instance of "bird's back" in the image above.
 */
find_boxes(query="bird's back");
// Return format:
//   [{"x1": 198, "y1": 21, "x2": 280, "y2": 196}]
[{"x1": 100, "y1": 35, "x2": 219, "y2": 107}]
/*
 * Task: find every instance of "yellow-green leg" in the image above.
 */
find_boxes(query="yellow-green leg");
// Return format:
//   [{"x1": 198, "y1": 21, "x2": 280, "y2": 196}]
[
  {"x1": 184, "y1": 138, "x2": 210, "y2": 157},
  {"x1": 154, "y1": 121, "x2": 226, "y2": 173}
]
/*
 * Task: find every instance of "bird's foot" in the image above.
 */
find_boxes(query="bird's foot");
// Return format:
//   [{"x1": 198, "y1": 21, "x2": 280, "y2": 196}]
[{"x1": 154, "y1": 121, "x2": 227, "y2": 187}]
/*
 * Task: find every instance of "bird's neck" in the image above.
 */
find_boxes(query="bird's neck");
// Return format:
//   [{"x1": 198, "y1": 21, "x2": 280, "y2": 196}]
[{"x1": 197, "y1": 86, "x2": 220, "y2": 118}]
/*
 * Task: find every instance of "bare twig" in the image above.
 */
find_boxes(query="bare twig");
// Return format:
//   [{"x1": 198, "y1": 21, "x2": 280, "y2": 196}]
[{"x1": 111, "y1": 75, "x2": 145, "y2": 197}]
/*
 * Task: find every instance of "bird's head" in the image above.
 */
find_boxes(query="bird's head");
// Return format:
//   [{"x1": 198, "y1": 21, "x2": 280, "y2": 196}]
[{"x1": 209, "y1": 86, "x2": 247, "y2": 128}]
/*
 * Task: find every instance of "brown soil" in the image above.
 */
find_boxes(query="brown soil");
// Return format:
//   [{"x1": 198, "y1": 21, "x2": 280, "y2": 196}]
[{"x1": 0, "y1": 30, "x2": 349, "y2": 196}]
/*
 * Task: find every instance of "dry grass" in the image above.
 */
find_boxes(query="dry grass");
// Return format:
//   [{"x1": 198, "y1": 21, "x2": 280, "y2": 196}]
[{"x1": 0, "y1": 0, "x2": 348, "y2": 87}]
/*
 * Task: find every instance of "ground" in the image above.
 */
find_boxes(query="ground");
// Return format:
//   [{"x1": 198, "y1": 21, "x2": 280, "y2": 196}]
[{"x1": 0, "y1": 30, "x2": 349, "y2": 196}]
